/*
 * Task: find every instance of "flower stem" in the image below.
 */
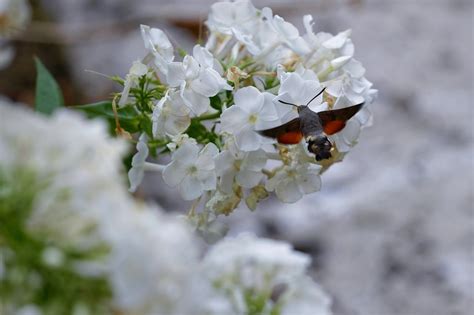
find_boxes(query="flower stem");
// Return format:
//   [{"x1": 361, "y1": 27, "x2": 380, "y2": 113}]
[
  {"x1": 195, "y1": 112, "x2": 221, "y2": 122},
  {"x1": 266, "y1": 152, "x2": 281, "y2": 161},
  {"x1": 143, "y1": 162, "x2": 166, "y2": 172}
]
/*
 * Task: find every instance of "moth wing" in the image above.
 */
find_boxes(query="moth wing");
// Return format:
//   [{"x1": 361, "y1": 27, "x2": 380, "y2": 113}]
[
  {"x1": 256, "y1": 118, "x2": 303, "y2": 144},
  {"x1": 317, "y1": 103, "x2": 364, "y2": 135},
  {"x1": 256, "y1": 118, "x2": 301, "y2": 138}
]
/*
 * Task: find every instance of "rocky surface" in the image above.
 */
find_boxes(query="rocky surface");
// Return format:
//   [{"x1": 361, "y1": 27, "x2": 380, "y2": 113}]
[{"x1": 38, "y1": 1, "x2": 474, "y2": 314}]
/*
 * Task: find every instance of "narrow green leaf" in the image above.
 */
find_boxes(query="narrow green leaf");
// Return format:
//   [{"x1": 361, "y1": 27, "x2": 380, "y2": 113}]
[
  {"x1": 34, "y1": 57, "x2": 64, "y2": 115},
  {"x1": 73, "y1": 101, "x2": 141, "y2": 133}
]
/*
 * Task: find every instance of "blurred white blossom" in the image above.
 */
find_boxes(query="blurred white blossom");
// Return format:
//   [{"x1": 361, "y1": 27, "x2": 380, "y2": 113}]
[
  {"x1": 201, "y1": 233, "x2": 332, "y2": 315},
  {"x1": 0, "y1": 99, "x2": 334, "y2": 315},
  {"x1": 0, "y1": 0, "x2": 31, "y2": 69},
  {"x1": 0, "y1": 0, "x2": 31, "y2": 36}
]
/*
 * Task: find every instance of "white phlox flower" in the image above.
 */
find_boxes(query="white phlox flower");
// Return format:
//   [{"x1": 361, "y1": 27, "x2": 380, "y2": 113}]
[
  {"x1": 325, "y1": 59, "x2": 376, "y2": 105},
  {"x1": 302, "y1": 15, "x2": 354, "y2": 70},
  {"x1": 0, "y1": 0, "x2": 31, "y2": 69},
  {"x1": 152, "y1": 90, "x2": 191, "y2": 138},
  {"x1": 140, "y1": 25, "x2": 174, "y2": 76},
  {"x1": 266, "y1": 162, "x2": 322, "y2": 203},
  {"x1": 101, "y1": 204, "x2": 199, "y2": 315},
  {"x1": 163, "y1": 141, "x2": 219, "y2": 200},
  {"x1": 167, "y1": 45, "x2": 232, "y2": 115},
  {"x1": 260, "y1": 7, "x2": 310, "y2": 56},
  {"x1": 215, "y1": 144, "x2": 268, "y2": 194},
  {"x1": 118, "y1": 60, "x2": 148, "y2": 106},
  {"x1": 0, "y1": 43, "x2": 14, "y2": 70},
  {"x1": 0, "y1": 0, "x2": 31, "y2": 36},
  {"x1": 206, "y1": 0, "x2": 261, "y2": 57},
  {"x1": 206, "y1": 0, "x2": 259, "y2": 36},
  {"x1": 220, "y1": 86, "x2": 281, "y2": 151},
  {"x1": 166, "y1": 133, "x2": 197, "y2": 152},
  {"x1": 128, "y1": 133, "x2": 149, "y2": 193},
  {"x1": 201, "y1": 233, "x2": 331, "y2": 315},
  {"x1": 279, "y1": 276, "x2": 332, "y2": 315},
  {"x1": 276, "y1": 69, "x2": 327, "y2": 123}
]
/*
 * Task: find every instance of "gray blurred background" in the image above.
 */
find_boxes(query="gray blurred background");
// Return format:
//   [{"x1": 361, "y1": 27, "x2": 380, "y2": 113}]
[{"x1": 2, "y1": 1, "x2": 473, "y2": 314}]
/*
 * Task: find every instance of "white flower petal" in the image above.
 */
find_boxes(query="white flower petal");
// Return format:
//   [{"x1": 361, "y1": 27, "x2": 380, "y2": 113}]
[
  {"x1": 241, "y1": 149, "x2": 267, "y2": 171},
  {"x1": 298, "y1": 173, "x2": 321, "y2": 194},
  {"x1": 275, "y1": 179, "x2": 303, "y2": 203},
  {"x1": 344, "y1": 59, "x2": 366, "y2": 78},
  {"x1": 257, "y1": 92, "x2": 280, "y2": 123},
  {"x1": 162, "y1": 160, "x2": 187, "y2": 187},
  {"x1": 172, "y1": 141, "x2": 200, "y2": 165},
  {"x1": 342, "y1": 119, "x2": 361, "y2": 143},
  {"x1": 190, "y1": 68, "x2": 230, "y2": 97},
  {"x1": 234, "y1": 86, "x2": 264, "y2": 114},
  {"x1": 179, "y1": 175, "x2": 203, "y2": 200},
  {"x1": 182, "y1": 87, "x2": 211, "y2": 115},
  {"x1": 219, "y1": 171, "x2": 236, "y2": 194},
  {"x1": 166, "y1": 62, "x2": 186, "y2": 87},
  {"x1": 236, "y1": 170, "x2": 263, "y2": 188},
  {"x1": 221, "y1": 106, "x2": 249, "y2": 133},
  {"x1": 235, "y1": 127, "x2": 261, "y2": 151},
  {"x1": 215, "y1": 150, "x2": 235, "y2": 176},
  {"x1": 198, "y1": 170, "x2": 217, "y2": 191},
  {"x1": 322, "y1": 29, "x2": 352, "y2": 49}
]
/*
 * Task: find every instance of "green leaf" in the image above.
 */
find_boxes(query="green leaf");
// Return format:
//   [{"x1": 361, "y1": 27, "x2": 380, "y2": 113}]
[
  {"x1": 210, "y1": 94, "x2": 223, "y2": 111},
  {"x1": 34, "y1": 57, "x2": 64, "y2": 115},
  {"x1": 73, "y1": 101, "x2": 141, "y2": 133}
]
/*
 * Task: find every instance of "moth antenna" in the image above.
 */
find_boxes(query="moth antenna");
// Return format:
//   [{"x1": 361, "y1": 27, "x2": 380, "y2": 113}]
[
  {"x1": 278, "y1": 100, "x2": 298, "y2": 107},
  {"x1": 305, "y1": 87, "x2": 326, "y2": 106}
]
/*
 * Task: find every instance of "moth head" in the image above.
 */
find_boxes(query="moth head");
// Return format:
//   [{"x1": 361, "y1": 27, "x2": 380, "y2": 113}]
[{"x1": 307, "y1": 135, "x2": 332, "y2": 161}]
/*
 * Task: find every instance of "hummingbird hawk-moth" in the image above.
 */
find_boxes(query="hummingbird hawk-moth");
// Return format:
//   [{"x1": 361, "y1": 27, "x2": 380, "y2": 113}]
[{"x1": 257, "y1": 88, "x2": 364, "y2": 161}]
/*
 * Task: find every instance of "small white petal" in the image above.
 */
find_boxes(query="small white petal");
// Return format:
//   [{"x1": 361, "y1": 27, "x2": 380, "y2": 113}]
[
  {"x1": 236, "y1": 170, "x2": 263, "y2": 188},
  {"x1": 162, "y1": 160, "x2": 187, "y2": 187},
  {"x1": 235, "y1": 127, "x2": 261, "y2": 151},
  {"x1": 241, "y1": 149, "x2": 267, "y2": 171},
  {"x1": 298, "y1": 173, "x2": 321, "y2": 194},
  {"x1": 221, "y1": 106, "x2": 249, "y2": 133},
  {"x1": 215, "y1": 150, "x2": 235, "y2": 176},
  {"x1": 172, "y1": 141, "x2": 200, "y2": 165},
  {"x1": 179, "y1": 175, "x2": 203, "y2": 200},
  {"x1": 344, "y1": 59, "x2": 366, "y2": 78},
  {"x1": 182, "y1": 87, "x2": 211, "y2": 115},
  {"x1": 166, "y1": 62, "x2": 186, "y2": 87},
  {"x1": 234, "y1": 86, "x2": 264, "y2": 114},
  {"x1": 331, "y1": 56, "x2": 352, "y2": 70},
  {"x1": 322, "y1": 29, "x2": 352, "y2": 49},
  {"x1": 198, "y1": 170, "x2": 217, "y2": 191},
  {"x1": 275, "y1": 179, "x2": 303, "y2": 203},
  {"x1": 341, "y1": 119, "x2": 361, "y2": 144},
  {"x1": 190, "y1": 68, "x2": 230, "y2": 97}
]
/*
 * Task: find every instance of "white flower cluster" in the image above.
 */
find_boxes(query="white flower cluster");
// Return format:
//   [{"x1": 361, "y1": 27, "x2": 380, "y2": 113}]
[
  {"x1": 122, "y1": 0, "x2": 376, "y2": 223},
  {"x1": 201, "y1": 233, "x2": 332, "y2": 315},
  {"x1": 0, "y1": 102, "x2": 331, "y2": 315},
  {"x1": 0, "y1": 0, "x2": 31, "y2": 69}
]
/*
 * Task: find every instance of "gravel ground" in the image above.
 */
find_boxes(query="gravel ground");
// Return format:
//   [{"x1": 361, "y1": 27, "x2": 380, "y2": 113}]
[{"x1": 41, "y1": 1, "x2": 474, "y2": 314}]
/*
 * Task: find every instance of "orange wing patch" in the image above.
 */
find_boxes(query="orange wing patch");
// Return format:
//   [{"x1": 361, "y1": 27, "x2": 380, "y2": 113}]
[
  {"x1": 323, "y1": 120, "x2": 346, "y2": 135},
  {"x1": 277, "y1": 131, "x2": 304, "y2": 144}
]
